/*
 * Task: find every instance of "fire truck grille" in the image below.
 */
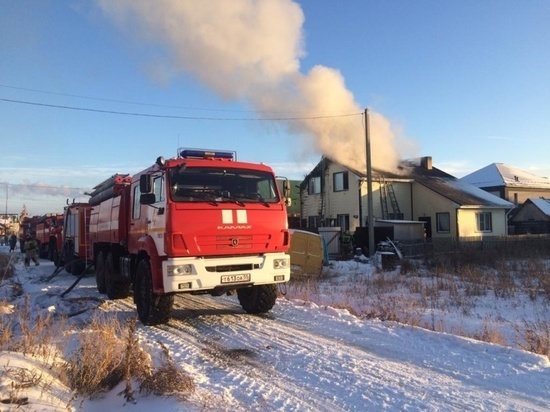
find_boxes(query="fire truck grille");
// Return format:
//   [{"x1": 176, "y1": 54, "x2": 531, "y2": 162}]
[
  {"x1": 197, "y1": 234, "x2": 271, "y2": 251},
  {"x1": 205, "y1": 263, "x2": 254, "y2": 273}
]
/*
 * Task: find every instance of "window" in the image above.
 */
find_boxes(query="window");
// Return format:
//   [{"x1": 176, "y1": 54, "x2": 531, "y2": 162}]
[
  {"x1": 476, "y1": 212, "x2": 492, "y2": 232},
  {"x1": 308, "y1": 216, "x2": 321, "y2": 228},
  {"x1": 132, "y1": 185, "x2": 141, "y2": 220},
  {"x1": 436, "y1": 213, "x2": 450, "y2": 233},
  {"x1": 168, "y1": 167, "x2": 279, "y2": 204},
  {"x1": 333, "y1": 171, "x2": 349, "y2": 192},
  {"x1": 153, "y1": 175, "x2": 164, "y2": 202},
  {"x1": 337, "y1": 214, "x2": 350, "y2": 231},
  {"x1": 308, "y1": 176, "x2": 321, "y2": 194}
]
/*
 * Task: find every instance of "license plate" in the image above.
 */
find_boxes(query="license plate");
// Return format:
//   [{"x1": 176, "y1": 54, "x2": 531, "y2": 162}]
[{"x1": 221, "y1": 273, "x2": 250, "y2": 284}]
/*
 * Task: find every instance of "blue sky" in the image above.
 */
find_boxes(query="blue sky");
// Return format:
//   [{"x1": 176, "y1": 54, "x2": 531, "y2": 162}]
[{"x1": 1, "y1": 0, "x2": 549, "y2": 216}]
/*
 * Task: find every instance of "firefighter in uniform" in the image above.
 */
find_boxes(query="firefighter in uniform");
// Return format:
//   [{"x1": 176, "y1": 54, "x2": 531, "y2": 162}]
[
  {"x1": 340, "y1": 230, "x2": 353, "y2": 258},
  {"x1": 9, "y1": 234, "x2": 17, "y2": 252},
  {"x1": 24, "y1": 233, "x2": 40, "y2": 267}
]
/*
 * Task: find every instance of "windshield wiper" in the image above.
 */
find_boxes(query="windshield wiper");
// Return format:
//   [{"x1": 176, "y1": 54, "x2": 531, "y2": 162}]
[
  {"x1": 240, "y1": 193, "x2": 270, "y2": 207},
  {"x1": 187, "y1": 191, "x2": 219, "y2": 206},
  {"x1": 218, "y1": 192, "x2": 245, "y2": 207}
]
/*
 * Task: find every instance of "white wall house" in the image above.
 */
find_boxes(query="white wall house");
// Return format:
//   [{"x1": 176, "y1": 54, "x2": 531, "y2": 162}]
[
  {"x1": 461, "y1": 163, "x2": 550, "y2": 207},
  {"x1": 300, "y1": 156, "x2": 514, "y2": 241}
]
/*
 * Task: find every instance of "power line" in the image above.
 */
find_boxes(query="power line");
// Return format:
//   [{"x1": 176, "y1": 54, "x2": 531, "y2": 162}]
[
  {"x1": 0, "y1": 83, "x2": 250, "y2": 112},
  {"x1": 0, "y1": 84, "x2": 364, "y2": 117},
  {"x1": 0, "y1": 97, "x2": 362, "y2": 121}
]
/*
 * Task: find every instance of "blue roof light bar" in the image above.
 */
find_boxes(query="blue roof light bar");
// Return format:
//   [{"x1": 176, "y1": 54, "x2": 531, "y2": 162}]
[{"x1": 178, "y1": 148, "x2": 236, "y2": 160}]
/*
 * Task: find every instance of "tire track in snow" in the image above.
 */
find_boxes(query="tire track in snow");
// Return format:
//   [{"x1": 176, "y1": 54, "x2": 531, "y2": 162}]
[
  {"x1": 111, "y1": 295, "x2": 549, "y2": 411},
  {"x1": 114, "y1": 297, "x2": 342, "y2": 411},
  {"x1": 169, "y1": 296, "x2": 479, "y2": 410},
  {"x1": 156, "y1": 302, "x2": 348, "y2": 411}
]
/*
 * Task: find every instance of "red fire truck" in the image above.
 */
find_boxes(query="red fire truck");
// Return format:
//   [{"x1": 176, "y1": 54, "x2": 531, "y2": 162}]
[
  {"x1": 19, "y1": 213, "x2": 62, "y2": 258},
  {"x1": 18, "y1": 215, "x2": 40, "y2": 253},
  {"x1": 89, "y1": 148, "x2": 291, "y2": 325},
  {"x1": 57, "y1": 202, "x2": 93, "y2": 276},
  {"x1": 35, "y1": 213, "x2": 64, "y2": 260}
]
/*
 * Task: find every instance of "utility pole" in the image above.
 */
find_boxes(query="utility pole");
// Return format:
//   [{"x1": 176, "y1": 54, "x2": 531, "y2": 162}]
[
  {"x1": 4, "y1": 183, "x2": 7, "y2": 217},
  {"x1": 365, "y1": 109, "x2": 375, "y2": 257}
]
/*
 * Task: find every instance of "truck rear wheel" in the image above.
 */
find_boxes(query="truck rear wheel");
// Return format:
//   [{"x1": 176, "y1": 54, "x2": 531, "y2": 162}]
[
  {"x1": 105, "y1": 253, "x2": 128, "y2": 299},
  {"x1": 135, "y1": 259, "x2": 173, "y2": 326},
  {"x1": 237, "y1": 284, "x2": 278, "y2": 314},
  {"x1": 63, "y1": 242, "x2": 73, "y2": 273},
  {"x1": 95, "y1": 251, "x2": 107, "y2": 294}
]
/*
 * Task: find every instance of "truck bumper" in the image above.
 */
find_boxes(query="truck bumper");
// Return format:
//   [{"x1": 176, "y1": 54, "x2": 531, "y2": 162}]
[{"x1": 161, "y1": 253, "x2": 290, "y2": 293}]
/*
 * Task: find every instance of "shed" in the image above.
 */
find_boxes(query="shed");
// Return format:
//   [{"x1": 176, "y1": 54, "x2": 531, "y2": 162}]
[{"x1": 375, "y1": 220, "x2": 425, "y2": 241}]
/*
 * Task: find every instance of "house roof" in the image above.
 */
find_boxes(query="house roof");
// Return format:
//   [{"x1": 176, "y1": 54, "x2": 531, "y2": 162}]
[
  {"x1": 461, "y1": 163, "x2": 550, "y2": 189},
  {"x1": 527, "y1": 198, "x2": 550, "y2": 217},
  {"x1": 303, "y1": 156, "x2": 514, "y2": 209},
  {"x1": 379, "y1": 159, "x2": 514, "y2": 209}
]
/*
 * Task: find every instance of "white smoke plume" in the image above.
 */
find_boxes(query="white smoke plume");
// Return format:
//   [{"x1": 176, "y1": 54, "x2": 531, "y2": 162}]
[{"x1": 98, "y1": 0, "x2": 410, "y2": 173}]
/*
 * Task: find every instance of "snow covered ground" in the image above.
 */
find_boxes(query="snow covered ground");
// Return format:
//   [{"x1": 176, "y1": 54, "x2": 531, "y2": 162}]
[{"x1": 1, "y1": 246, "x2": 549, "y2": 411}]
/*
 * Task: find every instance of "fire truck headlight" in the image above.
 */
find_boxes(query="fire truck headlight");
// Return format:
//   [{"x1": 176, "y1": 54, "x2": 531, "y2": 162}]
[
  {"x1": 273, "y1": 258, "x2": 289, "y2": 270},
  {"x1": 167, "y1": 264, "x2": 194, "y2": 276}
]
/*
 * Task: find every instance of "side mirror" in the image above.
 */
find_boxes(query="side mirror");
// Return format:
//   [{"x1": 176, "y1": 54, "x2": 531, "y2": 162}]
[
  {"x1": 283, "y1": 179, "x2": 291, "y2": 205},
  {"x1": 140, "y1": 193, "x2": 156, "y2": 205},
  {"x1": 140, "y1": 174, "x2": 152, "y2": 193},
  {"x1": 283, "y1": 179, "x2": 291, "y2": 194}
]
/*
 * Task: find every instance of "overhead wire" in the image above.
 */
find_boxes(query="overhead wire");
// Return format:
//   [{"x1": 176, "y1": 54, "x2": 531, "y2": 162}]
[
  {"x1": 0, "y1": 97, "x2": 363, "y2": 121},
  {"x1": 0, "y1": 83, "x2": 249, "y2": 112}
]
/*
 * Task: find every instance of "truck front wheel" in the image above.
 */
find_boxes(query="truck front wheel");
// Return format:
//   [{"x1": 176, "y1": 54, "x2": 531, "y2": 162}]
[
  {"x1": 135, "y1": 259, "x2": 173, "y2": 326},
  {"x1": 237, "y1": 284, "x2": 278, "y2": 314}
]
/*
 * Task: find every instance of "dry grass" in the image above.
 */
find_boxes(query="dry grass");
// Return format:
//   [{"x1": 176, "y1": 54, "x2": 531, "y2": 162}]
[
  {"x1": 0, "y1": 253, "x2": 17, "y2": 289},
  {"x1": 0, "y1": 289, "x2": 195, "y2": 405},
  {"x1": 515, "y1": 318, "x2": 550, "y2": 357},
  {"x1": 62, "y1": 314, "x2": 195, "y2": 402},
  {"x1": 0, "y1": 293, "x2": 67, "y2": 408},
  {"x1": 140, "y1": 341, "x2": 195, "y2": 399},
  {"x1": 63, "y1": 314, "x2": 152, "y2": 399},
  {"x1": 0, "y1": 295, "x2": 64, "y2": 364},
  {"x1": 287, "y1": 252, "x2": 550, "y2": 358}
]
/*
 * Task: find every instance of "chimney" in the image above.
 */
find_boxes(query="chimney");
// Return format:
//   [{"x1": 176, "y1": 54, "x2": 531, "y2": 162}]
[{"x1": 421, "y1": 156, "x2": 432, "y2": 170}]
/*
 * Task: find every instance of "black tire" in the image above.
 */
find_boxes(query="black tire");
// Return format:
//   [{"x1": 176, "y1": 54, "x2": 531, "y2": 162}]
[
  {"x1": 237, "y1": 284, "x2": 278, "y2": 314},
  {"x1": 48, "y1": 238, "x2": 57, "y2": 261},
  {"x1": 63, "y1": 242, "x2": 73, "y2": 273},
  {"x1": 65, "y1": 259, "x2": 73, "y2": 274},
  {"x1": 95, "y1": 251, "x2": 107, "y2": 294},
  {"x1": 38, "y1": 241, "x2": 47, "y2": 259},
  {"x1": 135, "y1": 259, "x2": 173, "y2": 326},
  {"x1": 52, "y1": 249, "x2": 60, "y2": 267},
  {"x1": 72, "y1": 260, "x2": 86, "y2": 277},
  {"x1": 105, "y1": 253, "x2": 128, "y2": 300}
]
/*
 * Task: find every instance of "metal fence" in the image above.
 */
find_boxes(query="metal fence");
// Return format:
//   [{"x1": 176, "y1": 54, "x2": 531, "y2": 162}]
[{"x1": 398, "y1": 234, "x2": 550, "y2": 258}]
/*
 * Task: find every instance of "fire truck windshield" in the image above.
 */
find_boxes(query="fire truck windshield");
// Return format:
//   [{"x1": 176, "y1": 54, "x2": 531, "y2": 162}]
[{"x1": 168, "y1": 167, "x2": 280, "y2": 205}]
